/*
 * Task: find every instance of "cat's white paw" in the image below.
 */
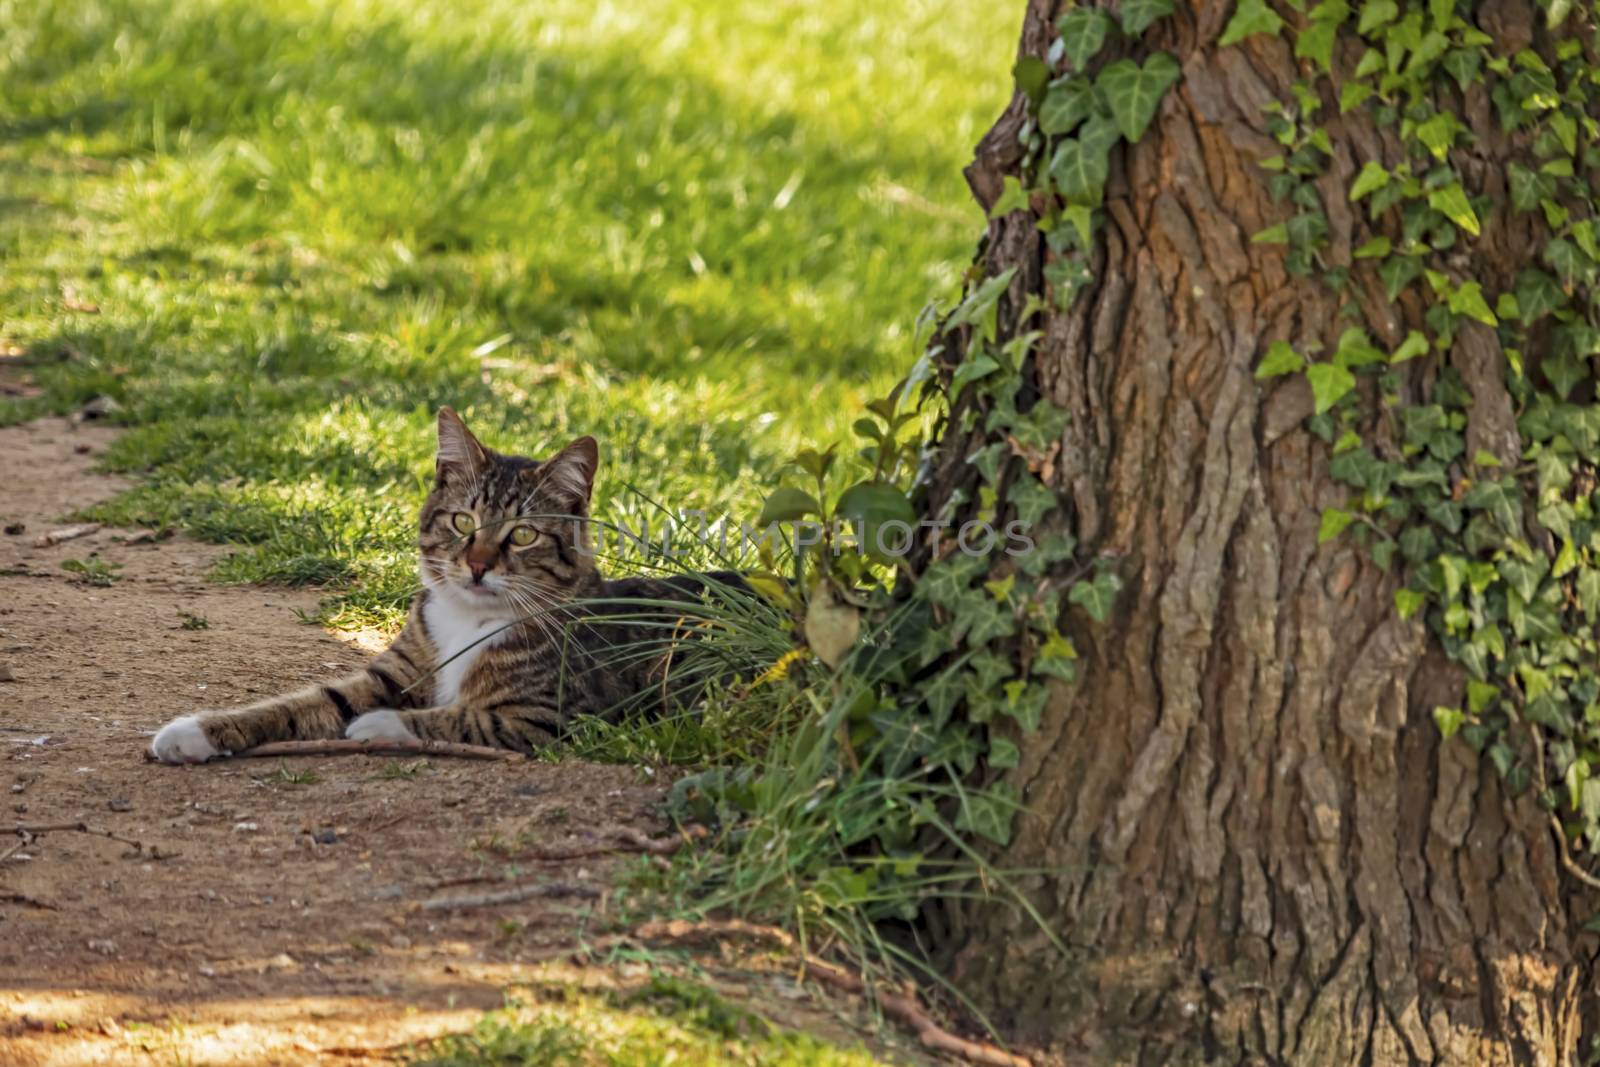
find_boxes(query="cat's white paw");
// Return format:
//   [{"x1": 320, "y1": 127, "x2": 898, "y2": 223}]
[
  {"x1": 150, "y1": 715, "x2": 220, "y2": 764},
  {"x1": 346, "y1": 710, "x2": 416, "y2": 742}
]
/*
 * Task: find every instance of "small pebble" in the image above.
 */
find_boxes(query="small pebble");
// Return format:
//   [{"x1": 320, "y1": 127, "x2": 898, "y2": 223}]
[
  {"x1": 232, "y1": 821, "x2": 259, "y2": 833},
  {"x1": 313, "y1": 828, "x2": 338, "y2": 845},
  {"x1": 87, "y1": 939, "x2": 117, "y2": 956},
  {"x1": 3, "y1": 522, "x2": 23, "y2": 535},
  {"x1": 108, "y1": 798, "x2": 131, "y2": 812},
  {"x1": 0, "y1": 664, "x2": 14, "y2": 683}
]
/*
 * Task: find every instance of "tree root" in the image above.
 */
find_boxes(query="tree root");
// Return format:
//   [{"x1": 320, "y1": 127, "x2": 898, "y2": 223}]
[{"x1": 627, "y1": 918, "x2": 1033, "y2": 1067}]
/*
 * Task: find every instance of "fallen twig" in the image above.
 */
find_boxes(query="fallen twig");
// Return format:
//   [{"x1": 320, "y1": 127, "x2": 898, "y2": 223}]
[
  {"x1": 144, "y1": 738, "x2": 524, "y2": 763},
  {"x1": 505, "y1": 824, "x2": 707, "y2": 864},
  {"x1": 421, "y1": 879, "x2": 602, "y2": 911},
  {"x1": 630, "y1": 919, "x2": 1032, "y2": 1067},
  {"x1": 4, "y1": 821, "x2": 150, "y2": 854},
  {"x1": 33, "y1": 523, "x2": 99, "y2": 547},
  {"x1": 0, "y1": 839, "x2": 26, "y2": 864},
  {"x1": 0, "y1": 891, "x2": 56, "y2": 910}
]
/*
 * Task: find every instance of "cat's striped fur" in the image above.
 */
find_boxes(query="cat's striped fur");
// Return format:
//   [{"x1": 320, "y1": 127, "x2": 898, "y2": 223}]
[{"x1": 150, "y1": 408, "x2": 741, "y2": 762}]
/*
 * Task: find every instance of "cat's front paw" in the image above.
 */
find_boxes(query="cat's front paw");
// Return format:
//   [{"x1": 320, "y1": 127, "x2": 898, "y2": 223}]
[
  {"x1": 346, "y1": 710, "x2": 417, "y2": 742},
  {"x1": 150, "y1": 715, "x2": 220, "y2": 764}
]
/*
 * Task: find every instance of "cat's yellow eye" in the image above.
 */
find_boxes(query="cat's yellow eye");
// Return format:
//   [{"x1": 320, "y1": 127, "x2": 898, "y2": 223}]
[
  {"x1": 510, "y1": 524, "x2": 538, "y2": 547},
  {"x1": 451, "y1": 512, "x2": 475, "y2": 535}
]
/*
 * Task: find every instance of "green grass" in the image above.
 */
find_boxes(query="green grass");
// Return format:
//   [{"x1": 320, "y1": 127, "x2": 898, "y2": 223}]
[
  {"x1": 0, "y1": 0, "x2": 1015, "y2": 629},
  {"x1": 409, "y1": 980, "x2": 893, "y2": 1067}
]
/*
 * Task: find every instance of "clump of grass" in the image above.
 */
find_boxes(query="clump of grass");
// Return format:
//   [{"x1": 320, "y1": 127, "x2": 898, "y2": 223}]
[
  {"x1": 60, "y1": 557, "x2": 121, "y2": 586},
  {"x1": 259, "y1": 762, "x2": 319, "y2": 786},
  {"x1": 374, "y1": 759, "x2": 430, "y2": 780},
  {"x1": 177, "y1": 610, "x2": 210, "y2": 630},
  {"x1": 408, "y1": 984, "x2": 888, "y2": 1067}
]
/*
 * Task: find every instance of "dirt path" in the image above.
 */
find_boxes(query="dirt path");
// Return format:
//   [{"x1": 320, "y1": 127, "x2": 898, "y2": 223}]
[{"x1": 0, "y1": 418, "x2": 692, "y2": 1064}]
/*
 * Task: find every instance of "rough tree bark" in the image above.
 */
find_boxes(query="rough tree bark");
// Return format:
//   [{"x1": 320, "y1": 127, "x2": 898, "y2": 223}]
[{"x1": 923, "y1": 0, "x2": 1597, "y2": 1062}]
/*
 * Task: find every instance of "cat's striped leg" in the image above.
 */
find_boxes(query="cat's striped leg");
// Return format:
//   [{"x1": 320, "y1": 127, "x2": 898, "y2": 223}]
[
  {"x1": 150, "y1": 646, "x2": 426, "y2": 763},
  {"x1": 346, "y1": 701, "x2": 564, "y2": 754}
]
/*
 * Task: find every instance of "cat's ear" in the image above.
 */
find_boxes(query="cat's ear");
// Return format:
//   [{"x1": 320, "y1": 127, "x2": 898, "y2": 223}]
[
  {"x1": 534, "y1": 436, "x2": 599, "y2": 515},
  {"x1": 435, "y1": 407, "x2": 488, "y2": 485}
]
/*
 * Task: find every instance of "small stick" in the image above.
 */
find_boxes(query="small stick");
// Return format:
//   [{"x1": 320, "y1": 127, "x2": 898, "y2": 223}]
[
  {"x1": 422, "y1": 880, "x2": 602, "y2": 911},
  {"x1": 0, "y1": 839, "x2": 25, "y2": 864},
  {"x1": 4, "y1": 821, "x2": 148, "y2": 853},
  {"x1": 629, "y1": 919, "x2": 1032, "y2": 1067},
  {"x1": 33, "y1": 522, "x2": 99, "y2": 547},
  {"x1": 144, "y1": 739, "x2": 523, "y2": 763},
  {"x1": 0, "y1": 891, "x2": 56, "y2": 910}
]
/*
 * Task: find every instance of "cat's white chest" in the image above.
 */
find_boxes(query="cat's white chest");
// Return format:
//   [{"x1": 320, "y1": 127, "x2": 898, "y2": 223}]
[{"x1": 422, "y1": 592, "x2": 513, "y2": 706}]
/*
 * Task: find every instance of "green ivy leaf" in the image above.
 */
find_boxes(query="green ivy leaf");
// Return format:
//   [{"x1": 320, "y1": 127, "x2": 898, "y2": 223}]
[
  {"x1": 1509, "y1": 164, "x2": 1555, "y2": 213},
  {"x1": 1120, "y1": 0, "x2": 1176, "y2": 36},
  {"x1": 1319, "y1": 507, "x2": 1355, "y2": 543},
  {"x1": 950, "y1": 353, "x2": 1001, "y2": 392},
  {"x1": 1447, "y1": 280, "x2": 1496, "y2": 325},
  {"x1": 1433, "y1": 705, "x2": 1464, "y2": 739},
  {"x1": 1048, "y1": 115, "x2": 1119, "y2": 204},
  {"x1": 990, "y1": 176, "x2": 1030, "y2": 217},
  {"x1": 1349, "y1": 161, "x2": 1390, "y2": 201},
  {"x1": 1378, "y1": 256, "x2": 1422, "y2": 301},
  {"x1": 948, "y1": 267, "x2": 1019, "y2": 343},
  {"x1": 1039, "y1": 76, "x2": 1097, "y2": 135},
  {"x1": 1358, "y1": 0, "x2": 1398, "y2": 32},
  {"x1": 1306, "y1": 362, "x2": 1357, "y2": 414},
  {"x1": 1012, "y1": 56, "x2": 1050, "y2": 106},
  {"x1": 1415, "y1": 112, "x2": 1463, "y2": 160},
  {"x1": 1220, "y1": 0, "x2": 1286, "y2": 45},
  {"x1": 1296, "y1": 0, "x2": 1349, "y2": 71},
  {"x1": 1252, "y1": 222, "x2": 1289, "y2": 245},
  {"x1": 954, "y1": 782, "x2": 1020, "y2": 846},
  {"x1": 1056, "y1": 8, "x2": 1114, "y2": 70},
  {"x1": 1390, "y1": 330, "x2": 1430, "y2": 363},
  {"x1": 1395, "y1": 588, "x2": 1428, "y2": 619},
  {"x1": 1255, "y1": 339, "x2": 1305, "y2": 378},
  {"x1": 1068, "y1": 570, "x2": 1122, "y2": 622},
  {"x1": 1095, "y1": 54, "x2": 1182, "y2": 142},
  {"x1": 1353, "y1": 236, "x2": 1390, "y2": 259},
  {"x1": 1428, "y1": 183, "x2": 1480, "y2": 236},
  {"x1": 1514, "y1": 268, "x2": 1566, "y2": 323}
]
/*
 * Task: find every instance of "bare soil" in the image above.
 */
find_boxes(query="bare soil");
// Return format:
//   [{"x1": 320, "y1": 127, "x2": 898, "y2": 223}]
[{"x1": 0, "y1": 419, "x2": 899, "y2": 1065}]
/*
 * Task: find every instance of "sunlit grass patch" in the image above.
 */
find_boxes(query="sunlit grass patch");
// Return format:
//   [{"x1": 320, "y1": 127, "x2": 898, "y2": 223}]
[{"x1": 409, "y1": 980, "x2": 893, "y2": 1067}]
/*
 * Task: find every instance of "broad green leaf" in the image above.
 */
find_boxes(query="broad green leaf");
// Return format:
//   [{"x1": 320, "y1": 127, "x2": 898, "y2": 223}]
[
  {"x1": 1049, "y1": 116, "x2": 1119, "y2": 204},
  {"x1": 1013, "y1": 56, "x2": 1050, "y2": 105},
  {"x1": 1428, "y1": 183, "x2": 1480, "y2": 236},
  {"x1": 950, "y1": 353, "x2": 1001, "y2": 392},
  {"x1": 1448, "y1": 280, "x2": 1496, "y2": 325},
  {"x1": 1514, "y1": 268, "x2": 1565, "y2": 323},
  {"x1": 1353, "y1": 236, "x2": 1390, "y2": 258},
  {"x1": 1306, "y1": 362, "x2": 1357, "y2": 414},
  {"x1": 1068, "y1": 570, "x2": 1122, "y2": 622},
  {"x1": 1395, "y1": 588, "x2": 1428, "y2": 619},
  {"x1": 1056, "y1": 8, "x2": 1114, "y2": 70},
  {"x1": 948, "y1": 266, "x2": 1019, "y2": 342},
  {"x1": 1220, "y1": 0, "x2": 1286, "y2": 45},
  {"x1": 1378, "y1": 256, "x2": 1422, "y2": 301},
  {"x1": 990, "y1": 176, "x2": 1030, "y2": 217},
  {"x1": 1358, "y1": 0, "x2": 1398, "y2": 32},
  {"x1": 1120, "y1": 0, "x2": 1176, "y2": 36},
  {"x1": 835, "y1": 481, "x2": 917, "y2": 564},
  {"x1": 1349, "y1": 161, "x2": 1390, "y2": 201},
  {"x1": 1340, "y1": 81, "x2": 1374, "y2": 112},
  {"x1": 758, "y1": 487, "x2": 820, "y2": 525},
  {"x1": 1390, "y1": 330, "x2": 1430, "y2": 363},
  {"x1": 1255, "y1": 339, "x2": 1304, "y2": 378},
  {"x1": 1039, "y1": 76, "x2": 1097, "y2": 135},
  {"x1": 1252, "y1": 222, "x2": 1289, "y2": 244},
  {"x1": 1433, "y1": 705, "x2": 1464, "y2": 739},
  {"x1": 1095, "y1": 54, "x2": 1182, "y2": 142},
  {"x1": 1318, "y1": 507, "x2": 1355, "y2": 543},
  {"x1": 954, "y1": 782, "x2": 1020, "y2": 846},
  {"x1": 1415, "y1": 112, "x2": 1462, "y2": 160}
]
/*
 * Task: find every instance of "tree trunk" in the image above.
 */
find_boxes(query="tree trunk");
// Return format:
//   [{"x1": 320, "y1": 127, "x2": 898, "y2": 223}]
[{"x1": 925, "y1": 1, "x2": 1597, "y2": 1062}]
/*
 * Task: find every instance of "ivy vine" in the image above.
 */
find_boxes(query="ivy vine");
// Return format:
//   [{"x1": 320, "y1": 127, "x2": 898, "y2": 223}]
[{"x1": 1233, "y1": 0, "x2": 1600, "y2": 855}]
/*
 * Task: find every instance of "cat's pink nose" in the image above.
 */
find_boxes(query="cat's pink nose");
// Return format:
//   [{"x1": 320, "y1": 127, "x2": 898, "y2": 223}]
[{"x1": 468, "y1": 561, "x2": 488, "y2": 582}]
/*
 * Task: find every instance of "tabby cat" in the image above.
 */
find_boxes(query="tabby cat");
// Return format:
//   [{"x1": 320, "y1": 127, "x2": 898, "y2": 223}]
[{"x1": 150, "y1": 407, "x2": 742, "y2": 762}]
